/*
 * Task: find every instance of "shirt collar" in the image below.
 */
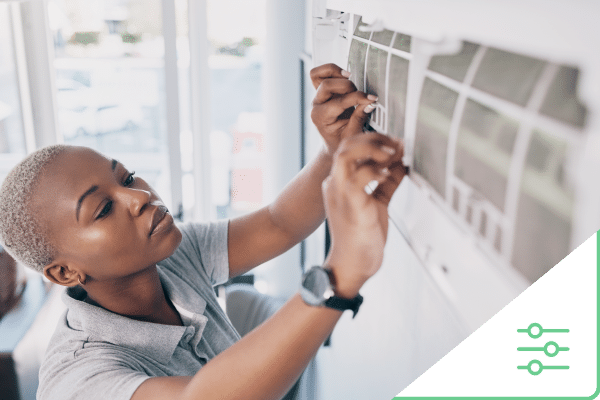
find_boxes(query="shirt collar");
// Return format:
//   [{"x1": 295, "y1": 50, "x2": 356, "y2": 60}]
[{"x1": 62, "y1": 266, "x2": 208, "y2": 365}]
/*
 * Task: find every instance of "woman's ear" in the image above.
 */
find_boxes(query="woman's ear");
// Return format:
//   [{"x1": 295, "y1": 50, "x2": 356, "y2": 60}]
[{"x1": 43, "y1": 261, "x2": 81, "y2": 286}]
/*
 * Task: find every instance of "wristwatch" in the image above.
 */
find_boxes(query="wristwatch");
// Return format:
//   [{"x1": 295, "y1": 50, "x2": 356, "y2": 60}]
[{"x1": 300, "y1": 266, "x2": 363, "y2": 318}]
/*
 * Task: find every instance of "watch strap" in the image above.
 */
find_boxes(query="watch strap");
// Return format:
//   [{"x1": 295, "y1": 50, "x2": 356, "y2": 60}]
[{"x1": 324, "y1": 293, "x2": 364, "y2": 318}]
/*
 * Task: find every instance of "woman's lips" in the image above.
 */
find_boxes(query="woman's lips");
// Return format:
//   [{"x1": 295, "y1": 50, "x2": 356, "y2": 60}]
[{"x1": 149, "y1": 205, "x2": 171, "y2": 237}]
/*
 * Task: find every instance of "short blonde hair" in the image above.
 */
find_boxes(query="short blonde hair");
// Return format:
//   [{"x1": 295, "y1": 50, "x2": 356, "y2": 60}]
[{"x1": 0, "y1": 144, "x2": 69, "y2": 272}]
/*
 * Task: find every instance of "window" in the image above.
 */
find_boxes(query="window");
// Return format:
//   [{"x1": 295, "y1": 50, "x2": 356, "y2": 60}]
[
  {"x1": 0, "y1": 3, "x2": 29, "y2": 181},
  {"x1": 48, "y1": 0, "x2": 176, "y2": 210},
  {"x1": 206, "y1": 0, "x2": 266, "y2": 218}
]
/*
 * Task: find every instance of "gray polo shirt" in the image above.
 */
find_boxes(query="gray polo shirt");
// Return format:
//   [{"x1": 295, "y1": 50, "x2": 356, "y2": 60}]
[{"x1": 37, "y1": 221, "x2": 241, "y2": 400}]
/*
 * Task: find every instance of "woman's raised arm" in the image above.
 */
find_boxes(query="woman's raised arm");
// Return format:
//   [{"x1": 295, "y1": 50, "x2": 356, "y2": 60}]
[
  {"x1": 227, "y1": 64, "x2": 378, "y2": 278},
  {"x1": 132, "y1": 131, "x2": 405, "y2": 400}
]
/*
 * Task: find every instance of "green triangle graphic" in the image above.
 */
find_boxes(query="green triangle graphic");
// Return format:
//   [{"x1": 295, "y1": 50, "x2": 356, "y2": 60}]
[{"x1": 395, "y1": 233, "x2": 600, "y2": 400}]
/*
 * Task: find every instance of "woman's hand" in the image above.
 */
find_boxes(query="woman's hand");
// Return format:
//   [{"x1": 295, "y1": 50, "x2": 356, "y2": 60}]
[
  {"x1": 310, "y1": 63, "x2": 377, "y2": 156},
  {"x1": 322, "y1": 132, "x2": 406, "y2": 298}
]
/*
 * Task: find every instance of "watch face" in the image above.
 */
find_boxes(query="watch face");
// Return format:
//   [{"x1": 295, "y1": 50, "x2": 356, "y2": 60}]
[{"x1": 301, "y1": 267, "x2": 332, "y2": 306}]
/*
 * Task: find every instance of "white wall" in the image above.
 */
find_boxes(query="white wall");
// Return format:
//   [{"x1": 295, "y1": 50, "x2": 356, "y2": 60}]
[{"x1": 316, "y1": 223, "x2": 469, "y2": 399}]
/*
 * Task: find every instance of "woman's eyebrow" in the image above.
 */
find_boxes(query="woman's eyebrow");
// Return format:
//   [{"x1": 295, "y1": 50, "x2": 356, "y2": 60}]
[
  {"x1": 76, "y1": 185, "x2": 99, "y2": 222},
  {"x1": 75, "y1": 159, "x2": 118, "y2": 222}
]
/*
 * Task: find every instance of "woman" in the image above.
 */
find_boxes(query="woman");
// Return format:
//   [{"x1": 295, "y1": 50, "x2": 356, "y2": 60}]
[{"x1": 0, "y1": 64, "x2": 405, "y2": 400}]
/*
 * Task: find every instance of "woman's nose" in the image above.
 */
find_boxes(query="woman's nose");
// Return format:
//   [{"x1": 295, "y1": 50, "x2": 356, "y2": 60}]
[{"x1": 126, "y1": 188, "x2": 151, "y2": 216}]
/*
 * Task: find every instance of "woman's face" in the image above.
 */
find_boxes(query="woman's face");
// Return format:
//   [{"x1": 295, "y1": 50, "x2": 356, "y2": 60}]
[{"x1": 31, "y1": 146, "x2": 182, "y2": 282}]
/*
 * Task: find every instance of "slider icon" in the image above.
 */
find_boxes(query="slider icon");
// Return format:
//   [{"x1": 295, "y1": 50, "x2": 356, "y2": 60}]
[{"x1": 517, "y1": 323, "x2": 570, "y2": 376}]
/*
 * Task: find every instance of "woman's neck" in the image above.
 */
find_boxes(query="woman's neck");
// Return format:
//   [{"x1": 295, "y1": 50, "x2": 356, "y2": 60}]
[{"x1": 82, "y1": 265, "x2": 183, "y2": 326}]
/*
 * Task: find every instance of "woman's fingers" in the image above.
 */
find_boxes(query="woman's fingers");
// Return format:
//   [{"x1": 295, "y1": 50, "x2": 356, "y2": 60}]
[
  {"x1": 310, "y1": 63, "x2": 351, "y2": 89},
  {"x1": 340, "y1": 103, "x2": 374, "y2": 139},
  {"x1": 350, "y1": 163, "x2": 391, "y2": 191},
  {"x1": 371, "y1": 140, "x2": 406, "y2": 204},
  {"x1": 312, "y1": 78, "x2": 358, "y2": 105},
  {"x1": 312, "y1": 97, "x2": 377, "y2": 137},
  {"x1": 312, "y1": 78, "x2": 376, "y2": 111},
  {"x1": 332, "y1": 133, "x2": 400, "y2": 183},
  {"x1": 313, "y1": 90, "x2": 376, "y2": 120},
  {"x1": 336, "y1": 92, "x2": 377, "y2": 112},
  {"x1": 309, "y1": 63, "x2": 381, "y2": 155}
]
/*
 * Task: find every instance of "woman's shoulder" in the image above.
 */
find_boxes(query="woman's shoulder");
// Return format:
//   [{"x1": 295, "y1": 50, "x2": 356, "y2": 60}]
[
  {"x1": 38, "y1": 336, "x2": 150, "y2": 400},
  {"x1": 175, "y1": 220, "x2": 229, "y2": 248},
  {"x1": 38, "y1": 295, "x2": 153, "y2": 400},
  {"x1": 160, "y1": 220, "x2": 230, "y2": 287}
]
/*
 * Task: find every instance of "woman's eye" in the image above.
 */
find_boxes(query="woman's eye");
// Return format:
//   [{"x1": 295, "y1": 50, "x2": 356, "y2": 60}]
[
  {"x1": 124, "y1": 171, "x2": 136, "y2": 186},
  {"x1": 96, "y1": 201, "x2": 113, "y2": 220}
]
